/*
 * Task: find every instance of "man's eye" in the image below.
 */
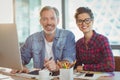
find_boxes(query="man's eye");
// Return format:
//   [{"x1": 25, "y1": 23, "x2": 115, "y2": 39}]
[{"x1": 42, "y1": 18, "x2": 47, "y2": 21}]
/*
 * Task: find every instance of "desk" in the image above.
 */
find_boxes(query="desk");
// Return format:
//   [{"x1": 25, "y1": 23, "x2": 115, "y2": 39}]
[
  {"x1": 97, "y1": 72, "x2": 120, "y2": 80},
  {"x1": 0, "y1": 67, "x2": 36, "y2": 80},
  {"x1": 0, "y1": 68, "x2": 120, "y2": 80},
  {"x1": 74, "y1": 72, "x2": 120, "y2": 80}
]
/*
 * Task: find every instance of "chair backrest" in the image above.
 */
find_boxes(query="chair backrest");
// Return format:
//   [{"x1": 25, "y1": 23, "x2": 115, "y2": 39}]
[{"x1": 114, "y1": 56, "x2": 120, "y2": 71}]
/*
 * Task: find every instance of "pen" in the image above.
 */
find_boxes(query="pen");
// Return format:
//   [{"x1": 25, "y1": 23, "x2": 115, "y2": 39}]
[
  {"x1": 57, "y1": 60, "x2": 62, "y2": 68},
  {"x1": 70, "y1": 60, "x2": 76, "y2": 68},
  {"x1": 42, "y1": 57, "x2": 53, "y2": 70},
  {"x1": 49, "y1": 57, "x2": 52, "y2": 61}
]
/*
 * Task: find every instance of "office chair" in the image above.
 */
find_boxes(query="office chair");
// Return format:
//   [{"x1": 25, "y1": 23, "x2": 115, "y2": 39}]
[{"x1": 114, "y1": 56, "x2": 120, "y2": 71}]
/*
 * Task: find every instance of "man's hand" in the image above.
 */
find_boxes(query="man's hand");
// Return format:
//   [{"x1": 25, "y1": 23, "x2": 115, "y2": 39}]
[
  {"x1": 10, "y1": 65, "x2": 29, "y2": 74},
  {"x1": 44, "y1": 59, "x2": 59, "y2": 71}
]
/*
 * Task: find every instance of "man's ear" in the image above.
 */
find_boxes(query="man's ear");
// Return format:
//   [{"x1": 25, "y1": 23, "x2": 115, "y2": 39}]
[{"x1": 57, "y1": 18, "x2": 60, "y2": 24}]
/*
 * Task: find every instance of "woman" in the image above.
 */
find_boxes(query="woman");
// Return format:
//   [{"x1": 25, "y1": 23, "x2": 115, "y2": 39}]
[{"x1": 74, "y1": 7, "x2": 115, "y2": 72}]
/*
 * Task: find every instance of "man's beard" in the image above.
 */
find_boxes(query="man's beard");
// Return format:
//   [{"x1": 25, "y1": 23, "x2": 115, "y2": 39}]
[{"x1": 43, "y1": 27, "x2": 56, "y2": 35}]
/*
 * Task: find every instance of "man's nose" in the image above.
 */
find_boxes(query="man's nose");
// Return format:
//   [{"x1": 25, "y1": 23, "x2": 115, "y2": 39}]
[{"x1": 47, "y1": 19, "x2": 52, "y2": 24}]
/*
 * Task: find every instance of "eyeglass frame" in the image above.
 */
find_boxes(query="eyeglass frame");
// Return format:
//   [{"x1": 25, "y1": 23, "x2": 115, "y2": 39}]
[{"x1": 76, "y1": 18, "x2": 93, "y2": 24}]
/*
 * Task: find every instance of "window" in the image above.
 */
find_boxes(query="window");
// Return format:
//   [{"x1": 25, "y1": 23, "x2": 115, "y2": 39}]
[{"x1": 16, "y1": 0, "x2": 41, "y2": 43}]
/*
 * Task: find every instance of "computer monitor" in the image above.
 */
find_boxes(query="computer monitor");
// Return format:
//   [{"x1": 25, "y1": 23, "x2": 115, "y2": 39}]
[{"x1": 0, "y1": 24, "x2": 22, "y2": 70}]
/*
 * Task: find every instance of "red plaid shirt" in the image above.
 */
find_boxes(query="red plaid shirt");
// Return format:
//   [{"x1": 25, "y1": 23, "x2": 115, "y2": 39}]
[{"x1": 75, "y1": 30, "x2": 115, "y2": 72}]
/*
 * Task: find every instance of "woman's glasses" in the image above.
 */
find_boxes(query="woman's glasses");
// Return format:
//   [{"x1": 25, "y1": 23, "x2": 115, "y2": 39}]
[{"x1": 77, "y1": 18, "x2": 92, "y2": 24}]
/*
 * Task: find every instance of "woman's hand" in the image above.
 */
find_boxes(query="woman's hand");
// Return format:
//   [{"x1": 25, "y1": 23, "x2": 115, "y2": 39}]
[{"x1": 76, "y1": 65, "x2": 83, "y2": 72}]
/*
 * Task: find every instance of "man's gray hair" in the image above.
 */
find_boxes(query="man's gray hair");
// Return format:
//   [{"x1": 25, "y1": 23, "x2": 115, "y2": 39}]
[{"x1": 40, "y1": 6, "x2": 59, "y2": 18}]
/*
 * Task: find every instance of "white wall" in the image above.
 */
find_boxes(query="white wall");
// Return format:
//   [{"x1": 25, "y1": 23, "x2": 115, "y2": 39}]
[{"x1": 0, "y1": 0, "x2": 14, "y2": 23}]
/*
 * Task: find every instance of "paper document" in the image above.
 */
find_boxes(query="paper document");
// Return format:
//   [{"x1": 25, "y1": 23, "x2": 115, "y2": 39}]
[{"x1": 0, "y1": 74, "x2": 10, "y2": 79}]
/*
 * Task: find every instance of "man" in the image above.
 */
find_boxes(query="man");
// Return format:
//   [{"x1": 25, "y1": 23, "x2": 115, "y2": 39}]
[{"x1": 12, "y1": 6, "x2": 76, "y2": 73}]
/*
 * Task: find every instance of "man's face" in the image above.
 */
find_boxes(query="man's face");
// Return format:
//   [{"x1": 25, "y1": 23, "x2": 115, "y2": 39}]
[{"x1": 40, "y1": 9, "x2": 59, "y2": 35}]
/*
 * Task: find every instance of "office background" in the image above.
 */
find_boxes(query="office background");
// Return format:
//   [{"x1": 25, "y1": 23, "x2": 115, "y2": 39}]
[{"x1": 0, "y1": 0, "x2": 120, "y2": 57}]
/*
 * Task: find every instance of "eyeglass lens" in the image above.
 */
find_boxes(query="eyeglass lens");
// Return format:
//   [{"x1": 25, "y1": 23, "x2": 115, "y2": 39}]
[{"x1": 77, "y1": 18, "x2": 92, "y2": 24}]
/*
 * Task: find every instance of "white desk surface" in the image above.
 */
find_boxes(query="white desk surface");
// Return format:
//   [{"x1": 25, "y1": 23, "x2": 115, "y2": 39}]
[{"x1": 0, "y1": 67, "x2": 120, "y2": 80}]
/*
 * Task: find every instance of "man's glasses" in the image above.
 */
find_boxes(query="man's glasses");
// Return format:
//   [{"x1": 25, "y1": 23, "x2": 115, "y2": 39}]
[{"x1": 77, "y1": 18, "x2": 92, "y2": 24}]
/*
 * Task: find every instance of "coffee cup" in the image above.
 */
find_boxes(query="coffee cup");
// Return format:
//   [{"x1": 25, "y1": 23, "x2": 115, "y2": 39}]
[
  {"x1": 39, "y1": 69, "x2": 52, "y2": 80},
  {"x1": 60, "y1": 67, "x2": 73, "y2": 80}
]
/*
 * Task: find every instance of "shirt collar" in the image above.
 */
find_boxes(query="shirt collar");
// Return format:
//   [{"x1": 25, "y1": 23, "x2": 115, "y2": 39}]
[
  {"x1": 82, "y1": 30, "x2": 98, "y2": 48},
  {"x1": 87, "y1": 30, "x2": 98, "y2": 48},
  {"x1": 39, "y1": 28, "x2": 60, "y2": 41}
]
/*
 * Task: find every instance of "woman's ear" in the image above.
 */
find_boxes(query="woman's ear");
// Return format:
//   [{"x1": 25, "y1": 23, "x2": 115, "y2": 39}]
[
  {"x1": 91, "y1": 20, "x2": 94, "y2": 24},
  {"x1": 40, "y1": 19, "x2": 41, "y2": 24}
]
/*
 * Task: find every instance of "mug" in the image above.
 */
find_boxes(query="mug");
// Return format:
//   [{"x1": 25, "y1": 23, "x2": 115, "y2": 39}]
[
  {"x1": 39, "y1": 69, "x2": 52, "y2": 80},
  {"x1": 60, "y1": 67, "x2": 73, "y2": 80}
]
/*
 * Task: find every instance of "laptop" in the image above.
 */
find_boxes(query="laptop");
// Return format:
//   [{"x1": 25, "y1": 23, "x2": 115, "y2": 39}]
[{"x1": 0, "y1": 24, "x2": 23, "y2": 70}]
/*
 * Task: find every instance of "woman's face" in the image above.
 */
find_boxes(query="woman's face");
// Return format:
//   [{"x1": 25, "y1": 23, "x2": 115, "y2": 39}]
[{"x1": 76, "y1": 13, "x2": 93, "y2": 33}]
